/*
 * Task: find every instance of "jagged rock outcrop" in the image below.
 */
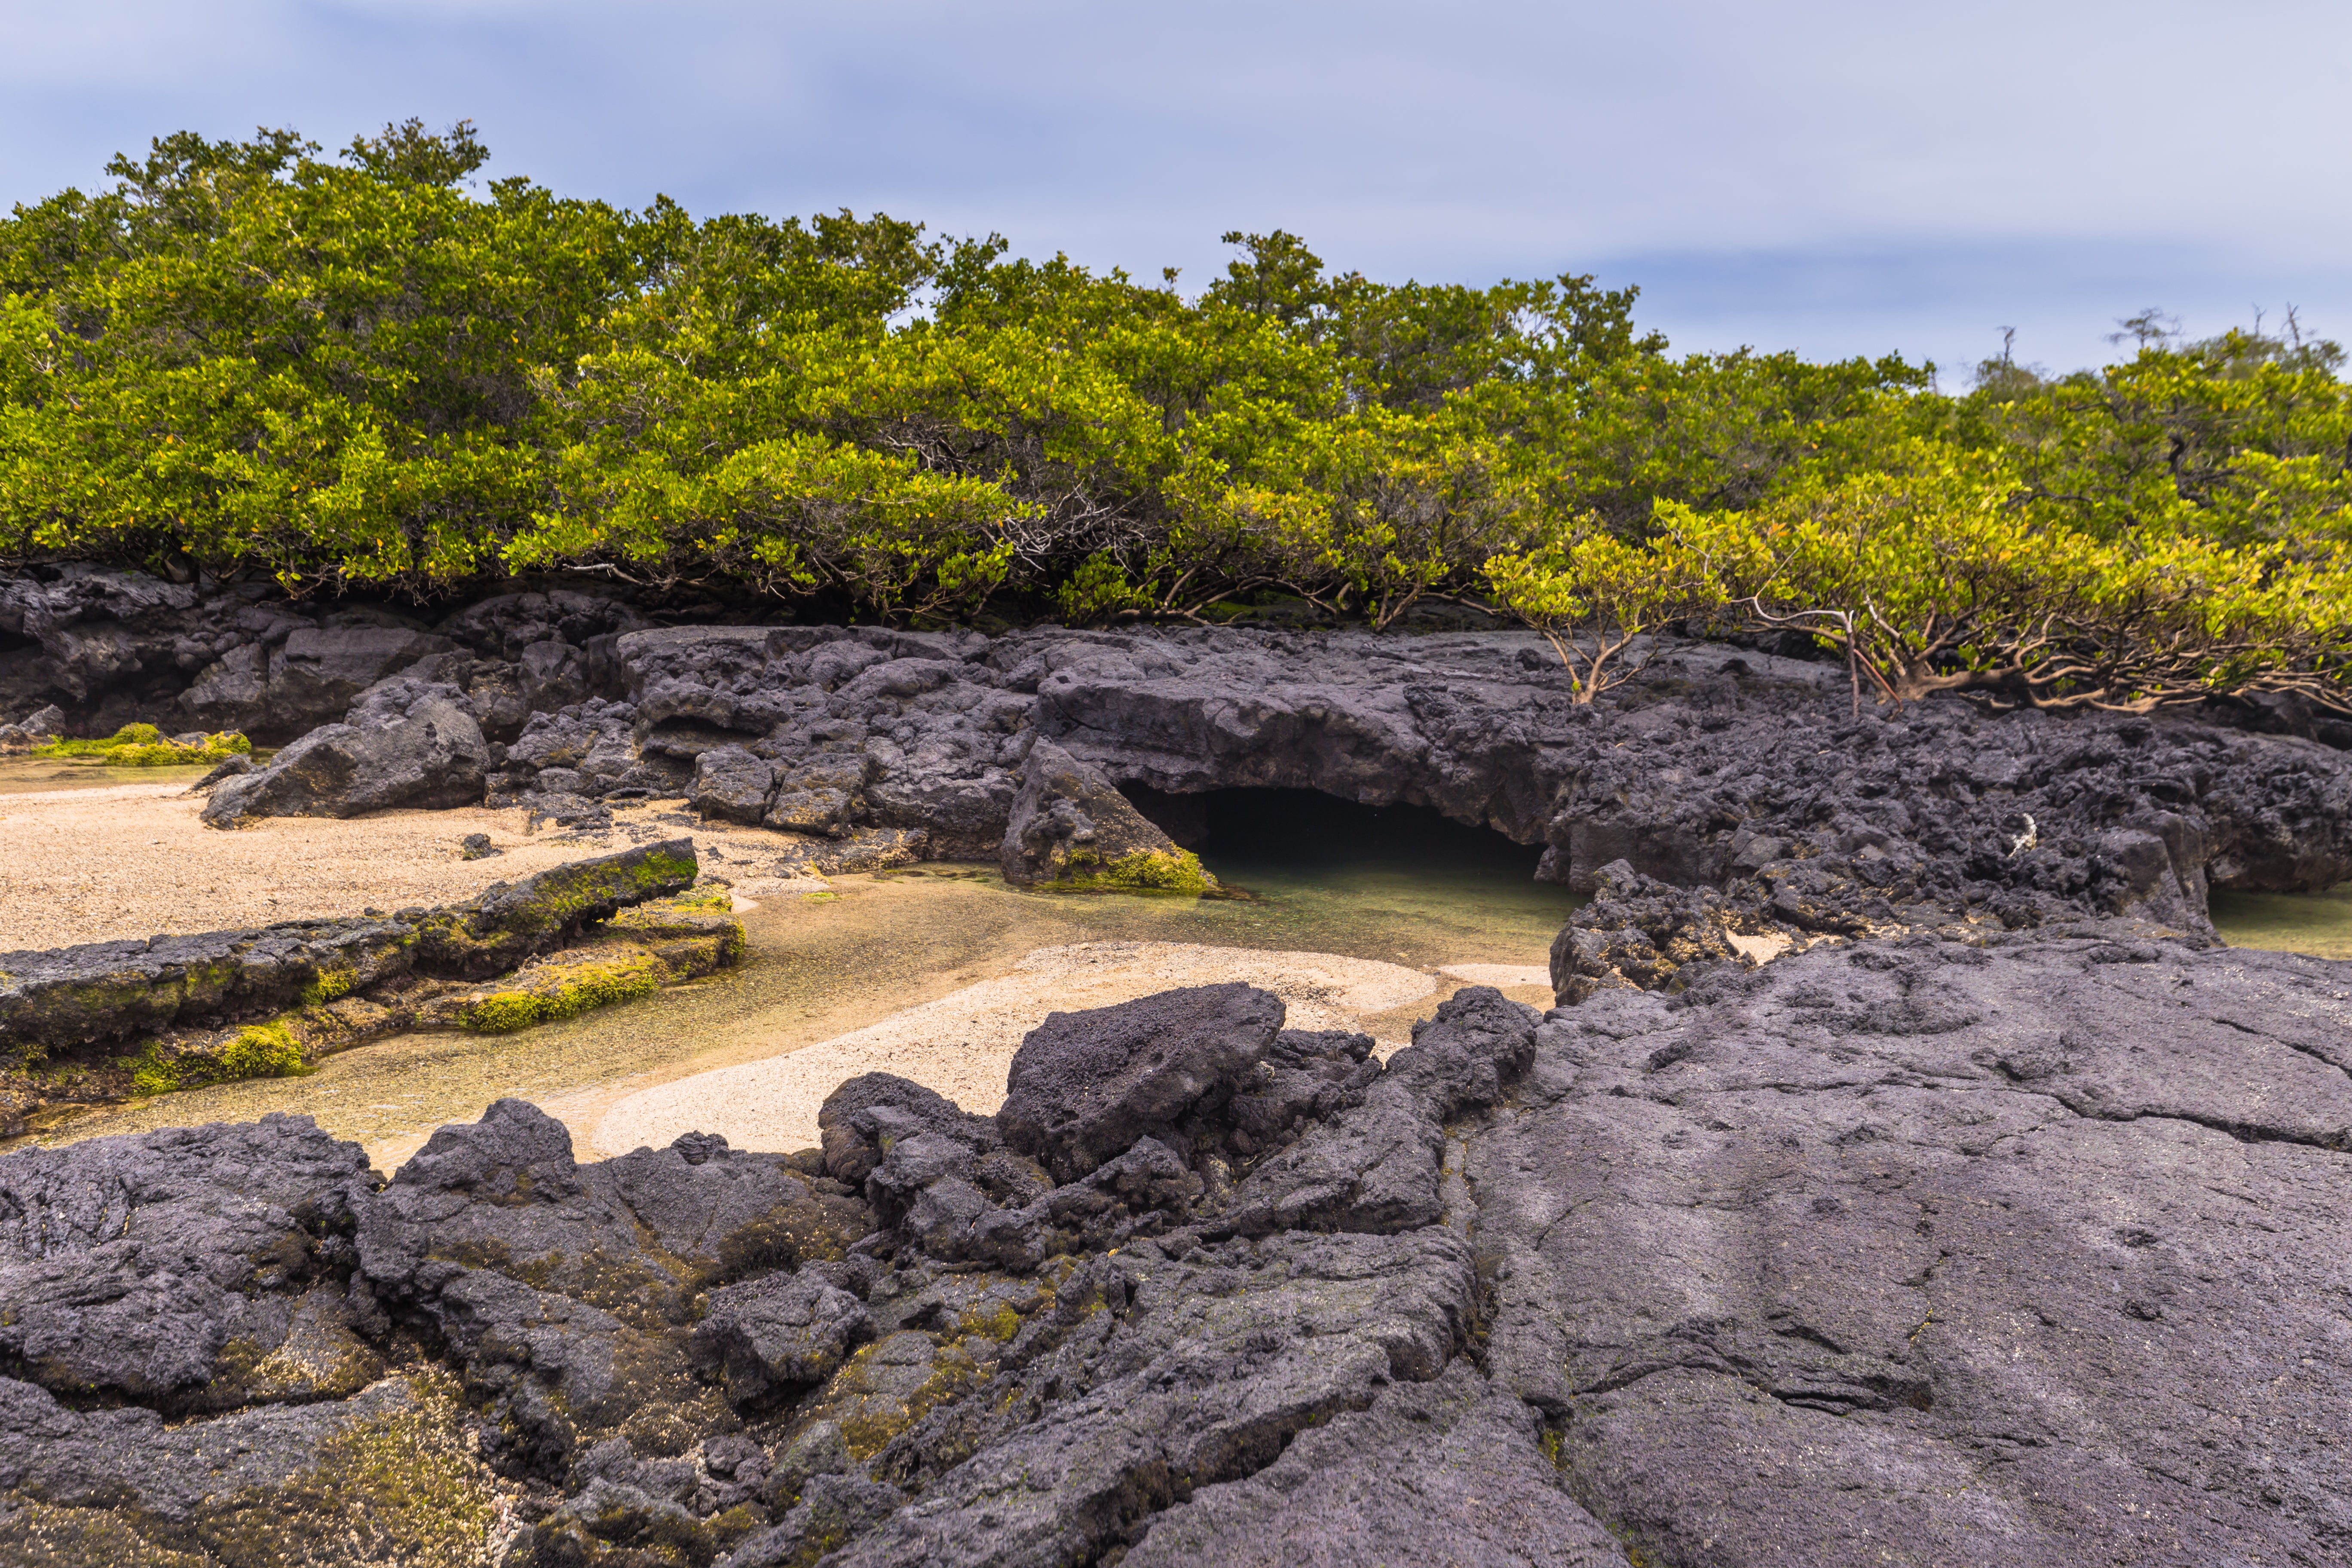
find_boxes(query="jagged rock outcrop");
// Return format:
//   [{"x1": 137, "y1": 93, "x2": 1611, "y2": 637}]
[
  {"x1": 473, "y1": 625, "x2": 2352, "y2": 937},
  {"x1": 16, "y1": 563, "x2": 2349, "y2": 936},
  {"x1": 0, "y1": 1114, "x2": 382, "y2": 1409},
  {"x1": 0, "y1": 703, "x2": 62, "y2": 753},
  {"x1": 182, "y1": 622, "x2": 463, "y2": 741},
  {"x1": 1473, "y1": 931, "x2": 2352, "y2": 1565},
  {"x1": 0, "y1": 567, "x2": 654, "y2": 743},
  {"x1": 5, "y1": 931, "x2": 2352, "y2": 1563}
]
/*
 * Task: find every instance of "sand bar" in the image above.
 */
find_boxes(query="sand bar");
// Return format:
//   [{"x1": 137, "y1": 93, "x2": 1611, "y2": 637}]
[
  {"x1": 590, "y1": 940, "x2": 1444, "y2": 1157},
  {"x1": 0, "y1": 778, "x2": 844, "y2": 952},
  {"x1": 0, "y1": 782, "x2": 627, "y2": 950}
]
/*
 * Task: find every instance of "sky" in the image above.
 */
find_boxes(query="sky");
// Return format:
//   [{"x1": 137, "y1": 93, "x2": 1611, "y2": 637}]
[{"x1": 4, "y1": 0, "x2": 2345, "y2": 379}]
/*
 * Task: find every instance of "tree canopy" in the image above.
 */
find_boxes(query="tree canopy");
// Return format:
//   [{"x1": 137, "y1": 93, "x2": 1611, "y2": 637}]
[{"x1": 4, "y1": 121, "x2": 2348, "y2": 711}]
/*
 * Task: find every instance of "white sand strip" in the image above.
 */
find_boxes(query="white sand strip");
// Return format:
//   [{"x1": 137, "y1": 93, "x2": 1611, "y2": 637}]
[
  {"x1": 590, "y1": 940, "x2": 1438, "y2": 1157},
  {"x1": 1439, "y1": 962, "x2": 1552, "y2": 989}
]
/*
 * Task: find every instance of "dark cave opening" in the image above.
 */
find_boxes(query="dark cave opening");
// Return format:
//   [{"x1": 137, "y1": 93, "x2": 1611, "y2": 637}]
[{"x1": 1127, "y1": 785, "x2": 1547, "y2": 883}]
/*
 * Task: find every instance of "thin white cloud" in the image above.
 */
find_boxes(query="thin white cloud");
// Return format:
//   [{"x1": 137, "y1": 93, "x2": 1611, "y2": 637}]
[{"x1": 0, "y1": 0, "x2": 2344, "y2": 371}]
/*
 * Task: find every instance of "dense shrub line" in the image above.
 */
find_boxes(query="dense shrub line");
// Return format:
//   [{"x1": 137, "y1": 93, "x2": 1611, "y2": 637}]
[{"x1": 4, "y1": 121, "x2": 2349, "y2": 710}]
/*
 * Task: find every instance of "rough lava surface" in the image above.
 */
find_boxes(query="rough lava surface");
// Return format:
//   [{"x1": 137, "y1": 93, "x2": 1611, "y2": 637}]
[
  {"x1": 3, "y1": 944, "x2": 2349, "y2": 1565},
  {"x1": 5, "y1": 577, "x2": 2352, "y2": 1564}
]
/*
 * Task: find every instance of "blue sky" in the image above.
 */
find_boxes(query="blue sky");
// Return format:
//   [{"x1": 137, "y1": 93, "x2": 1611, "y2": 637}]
[{"x1": 5, "y1": 1, "x2": 2345, "y2": 378}]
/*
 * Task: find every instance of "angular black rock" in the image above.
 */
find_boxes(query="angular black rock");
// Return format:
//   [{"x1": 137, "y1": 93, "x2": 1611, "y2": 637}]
[
  {"x1": 202, "y1": 677, "x2": 489, "y2": 826},
  {"x1": 996, "y1": 981, "x2": 1285, "y2": 1181}
]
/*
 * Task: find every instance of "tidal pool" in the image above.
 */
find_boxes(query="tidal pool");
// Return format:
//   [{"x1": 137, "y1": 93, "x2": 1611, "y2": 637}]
[
  {"x1": 0, "y1": 756, "x2": 217, "y2": 794},
  {"x1": 18, "y1": 795, "x2": 1580, "y2": 1168},
  {"x1": 2211, "y1": 886, "x2": 2352, "y2": 961}
]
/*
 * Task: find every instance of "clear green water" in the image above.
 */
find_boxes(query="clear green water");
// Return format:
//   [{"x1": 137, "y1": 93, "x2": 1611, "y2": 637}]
[
  {"x1": 2211, "y1": 887, "x2": 2352, "y2": 961},
  {"x1": 13, "y1": 793, "x2": 1578, "y2": 1164}
]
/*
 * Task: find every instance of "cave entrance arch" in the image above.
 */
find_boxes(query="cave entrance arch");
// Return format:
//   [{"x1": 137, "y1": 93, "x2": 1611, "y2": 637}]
[{"x1": 1124, "y1": 786, "x2": 1581, "y2": 954}]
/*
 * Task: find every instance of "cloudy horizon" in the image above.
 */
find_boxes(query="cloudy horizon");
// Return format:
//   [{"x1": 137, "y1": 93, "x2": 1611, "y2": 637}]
[{"x1": 5, "y1": 0, "x2": 2342, "y2": 378}]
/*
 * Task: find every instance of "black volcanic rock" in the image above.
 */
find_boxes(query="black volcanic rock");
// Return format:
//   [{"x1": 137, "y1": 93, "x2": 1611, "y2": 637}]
[
  {"x1": 999, "y1": 735, "x2": 1185, "y2": 885},
  {"x1": 996, "y1": 982, "x2": 1284, "y2": 1181},
  {"x1": 202, "y1": 677, "x2": 488, "y2": 826},
  {"x1": 1471, "y1": 932, "x2": 2352, "y2": 1565},
  {"x1": 689, "y1": 1270, "x2": 874, "y2": 1405},
  {"x1": 0, "y1": 1114, "x2": 378, "y2": 1409},
  {"x1": 7, "y1": 924, "x2": 2352, "y2": 1562},
  {"x1": 1122, "y1": 1362, "x2": 1628, "y2": 1568},
  {"x1": 689, "y1": 742, "x2": 777, "y2": 824}
]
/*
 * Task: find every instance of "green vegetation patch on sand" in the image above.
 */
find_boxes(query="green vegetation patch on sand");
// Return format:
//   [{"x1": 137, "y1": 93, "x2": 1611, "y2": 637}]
[{"x1": 36, "y1": 724, "x2": 253, "y2": 767}]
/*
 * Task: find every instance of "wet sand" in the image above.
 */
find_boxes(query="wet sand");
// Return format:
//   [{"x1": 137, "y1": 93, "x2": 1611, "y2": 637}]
[
  {"x1": 589, "y1": 940, "x2": 1449, "y2": 1157},
  {"x1": 16, "y1": 866, "x2": 1557, "y2": 1172}
]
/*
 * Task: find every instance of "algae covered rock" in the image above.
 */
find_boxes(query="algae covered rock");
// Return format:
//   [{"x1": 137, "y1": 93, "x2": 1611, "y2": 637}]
[
  {"x1": 999, "y1": 736, "x2": 1214, "y2": 892},
  {"x1": 0, "y1": 841, "x2": 716, "y2": 1125}
]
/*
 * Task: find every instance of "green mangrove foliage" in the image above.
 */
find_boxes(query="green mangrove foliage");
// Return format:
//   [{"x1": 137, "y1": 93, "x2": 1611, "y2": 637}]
[{"x1": 4, "y1": 121, "x2": 2350, "y2": 708}]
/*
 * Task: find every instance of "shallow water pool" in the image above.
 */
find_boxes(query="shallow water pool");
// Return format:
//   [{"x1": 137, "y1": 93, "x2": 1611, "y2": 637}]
[
  {"x1": 0, "y1": 756, "x2": 217, "y2": 794},
  {"x1": 2211, "y1": 886, "x2": 2352, "y2": 961},
  {"x1": 16, "y1": 794, "x2": 1579, "y2": 1167}
]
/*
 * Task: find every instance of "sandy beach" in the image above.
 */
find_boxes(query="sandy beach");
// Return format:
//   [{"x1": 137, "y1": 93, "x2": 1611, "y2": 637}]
[
  {"x1": 3, "y1": 769, "x2": 1565, "y2": 1174},
  {"x1": 588, "y1": 939, "x2": 1467, "y2": 1157},
  {"x1": 0, "y1": 775, "x2": 818, "y2": 951}
]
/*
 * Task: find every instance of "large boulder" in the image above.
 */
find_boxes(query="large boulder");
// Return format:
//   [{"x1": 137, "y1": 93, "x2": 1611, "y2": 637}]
[
  {"x1": 202, "y1": 678, "x2": 487, "y2": 826},
  {"x1": 0, "y1": 1114, "x2": 380, "y2": 1410},
  {"x1": 997, "y1": 982, "x2": 1284, "y2": 1181},
  {"x1": 1000, "y1": 736, "x2": 1192, "y2": 886}
]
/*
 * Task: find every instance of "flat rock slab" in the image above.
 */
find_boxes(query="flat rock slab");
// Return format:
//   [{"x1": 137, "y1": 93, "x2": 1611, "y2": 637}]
[{"x1": 1475, "y1": 933, "x2": 2352, "y2": 1564}]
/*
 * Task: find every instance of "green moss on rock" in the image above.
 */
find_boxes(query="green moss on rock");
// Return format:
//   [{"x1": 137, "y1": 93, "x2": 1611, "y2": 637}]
[
  {"x1": 1045, "y1": 848, "x2": 1218, "y2": 896},
  {"x1": 35, "y1": 723, "x2": 252, "y2": 767},
  {"x1": 456, "y1": 949, "x2": 669, "y2": 1032},
  {"x1": 130, "y1": 1020, "x2": 308, "y2": 1096}
]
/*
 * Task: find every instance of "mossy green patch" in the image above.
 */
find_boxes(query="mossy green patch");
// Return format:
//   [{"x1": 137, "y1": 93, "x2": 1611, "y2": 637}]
[
  {"x1": 297, "y1": 965, "x2": 357, "y2": 1007},
  {"x1": 1044, "y1": 847, "x2": 1218, "y2": 896},
  {"x1": 35, "y1": 723, "x2": 252, "y2": 767},
  {"x1": 130, "y1": 1020, "x2": 308, "y2": 1096},
  {"x1": 456, "y1": 949, "x2": 668, "y2": 1032},
  {"x1": 199, "y1": 1373, "x2": 511, "y2": 1567},
  {"x1": 957, "y1": 1300, "x2": 1025, "y2": 1344}
]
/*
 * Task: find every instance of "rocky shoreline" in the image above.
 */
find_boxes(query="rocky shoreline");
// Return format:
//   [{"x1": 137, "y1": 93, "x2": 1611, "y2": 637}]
[
  {"x1": 3, "y1": 570, "x2": 2351, "y2": 1565},
  {"x1": 0, "y1": 840, "x2": 741, "y2": 1136}
]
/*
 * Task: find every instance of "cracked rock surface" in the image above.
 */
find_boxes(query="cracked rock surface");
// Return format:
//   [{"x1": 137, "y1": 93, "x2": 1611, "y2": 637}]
[
  {"x1": 5, "y1": 946, "x2": 2348, "y2": 1565},
  {"x1": 8, "y1": 581, "x2": 2352, "y2": 1563}
]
